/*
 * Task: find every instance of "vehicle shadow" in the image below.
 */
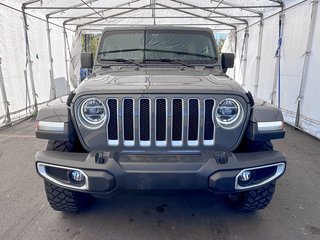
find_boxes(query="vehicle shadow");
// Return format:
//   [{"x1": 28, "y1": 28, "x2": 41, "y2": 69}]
[
  {"x1": 59, "y1": 191, "x2": 259, "y2": 239},
  {"x1": 88, "y1": 191, "x2": 232, "y2": 215}
]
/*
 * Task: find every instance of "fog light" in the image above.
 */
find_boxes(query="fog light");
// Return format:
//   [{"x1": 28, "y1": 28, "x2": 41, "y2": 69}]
[
  {"x1": 239, "y1": 170, "x2": 252, "y2": 182},
  {"x1": 71, "y1": 170, "x2": 85, "y2": 182}
]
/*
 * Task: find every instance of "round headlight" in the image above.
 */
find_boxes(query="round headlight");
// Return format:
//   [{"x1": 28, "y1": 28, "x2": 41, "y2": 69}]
[
  {"x1": 80, "y1": 98, "x2": 106, "y2": 128},
  {"x1": 215, "y1": 98, "x2": 242, "y2": 129}
]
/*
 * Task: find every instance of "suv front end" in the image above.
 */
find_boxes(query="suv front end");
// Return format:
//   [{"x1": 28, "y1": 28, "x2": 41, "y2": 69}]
[{"x1": 34, "y1": 26, "x2": 286, "y2": 212}]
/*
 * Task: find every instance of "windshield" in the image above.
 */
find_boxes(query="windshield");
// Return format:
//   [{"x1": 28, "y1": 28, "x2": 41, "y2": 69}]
[{"x1": 97, "y1": 29, "x2": 218, "y2": 65}]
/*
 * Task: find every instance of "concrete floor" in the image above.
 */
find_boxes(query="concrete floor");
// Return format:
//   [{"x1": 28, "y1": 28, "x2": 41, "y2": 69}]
[{"x1": 0, "y1": 118, "x2": 320, "y2": 240}]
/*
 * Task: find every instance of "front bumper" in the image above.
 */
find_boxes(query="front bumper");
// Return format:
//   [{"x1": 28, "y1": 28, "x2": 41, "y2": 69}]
[{"x1": 35, "y1": 150, "x2": 286, "y2": 195}]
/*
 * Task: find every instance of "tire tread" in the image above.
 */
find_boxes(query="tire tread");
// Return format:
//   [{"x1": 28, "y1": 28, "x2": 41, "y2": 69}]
[
  {"x1": 44, "y1": 181, "x2": 90, "y2": 213},
  {"x1": 44, "y1": 140, "x2": 91, "y2": 213},
  {"x1": 240, "y1": 181, "x2": 276, "y2": 211}
]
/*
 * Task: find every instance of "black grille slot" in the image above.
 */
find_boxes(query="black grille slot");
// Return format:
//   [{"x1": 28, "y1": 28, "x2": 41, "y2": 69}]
[
  {"x1": 123, "y1": 98, "x2": 134, "y2": 141},
  {"x1": 204, "y1": 99, "x2": 214, "y2": 140},
  {"x1": 172, "y1": 99, "x2": 183, "y2": 141},
  {"x1": 107, "y1": 99, "x2": 118, "y2": 140},
  {"x1": 139, "y1": 99, "x2": 150, "y2": 141},
  {"x1": 156, "y1": 99, "x2": 166, "y2": 141},
  {"x1": 188, "y1": 99, "x2": 199, "y2": 141}
]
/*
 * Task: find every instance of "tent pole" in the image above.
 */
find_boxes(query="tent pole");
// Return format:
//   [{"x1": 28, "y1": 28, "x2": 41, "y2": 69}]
[
  {"x1": 295, "y1": 0, "x2": 319, "y2": 128},
  {"x1": 70, "y1": 0, "x2": 142, "y2": 27},
  {"x1": 151, "y1": 0, "x2": 156, "y2": 25},
  {"x1": 46, "y1": 0, "x2": 99, "y2": 17},
  {"x1": 277, "y1": 13, "x2": 283, "y2": 108},
  {"x1": 271, "y1": 9, "x2": 284, "y2": 106},
  {"x1": 25, "y1": 6, "x2": 282, "y2": 10},
  {"x1": 63, "y1": 24, "x2": 71, "y2": 93},
  {"x1": 22, "y1": 1, "x2": 39, "y2": 114},
  {"x1": 240, "y1": 26, "x2": 249, "y2": 87},
  {"x1": 233, "y1": 30, "x2": 238, "y2": 81},
  {"x1": 46, "y1": 15, "x2": 56, "y2": 100},
  {"x1": 254, "y1": 19, "x2": 264, "y2": 97},
  {"x1": 156, "y1": 3, "x2": 237, "y2": 29},
  {"x1": 277, "y1": 1, "x2": 285, "y2": 108},
  {"x1": 169, "y1": 0, "x2": 248, "y2": 25},
  {"x1": 0, "y1": 57, "x2": 11, "y2": 125},
  {"x1": 209, "y1": 0, "x2": 263, "y2": 16},
  {"x1": 52, "y1": 15, "x2": 261, "y2": 19}
]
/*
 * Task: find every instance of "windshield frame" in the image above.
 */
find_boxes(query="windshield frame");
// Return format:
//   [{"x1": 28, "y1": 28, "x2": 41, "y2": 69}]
[{"x1": 96, "y1": 28, "x2": 219, "y2": 66}]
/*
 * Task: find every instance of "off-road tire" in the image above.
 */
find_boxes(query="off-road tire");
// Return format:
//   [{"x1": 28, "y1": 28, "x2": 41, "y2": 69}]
[
  {"x1": 236, "y1": 139, "x2": 273, "y2": 152},
  {"x1": 227, "y1": 181, "x2": 276, "y2": 211},
  {"x1": 46, "y1": 140, "x2": 86, "y2": 152},
  {"x1": 44, "y1": 181, "x2": 91, "y2": 213},
  {"x1": 44, "y1": 140, "x2": 92, "y2": 213},
  {"x1": 46, "y1": 140, "x2": 75, "y2": 152},
  {"x1": 250, "y1": 140, "x2": 273, "y2": 151}
]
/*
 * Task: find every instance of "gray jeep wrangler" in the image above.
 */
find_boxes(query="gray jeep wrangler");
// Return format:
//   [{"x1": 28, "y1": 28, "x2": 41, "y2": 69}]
[{"x1": 35, "y1": 26, "x2": 286, "y2": 213}]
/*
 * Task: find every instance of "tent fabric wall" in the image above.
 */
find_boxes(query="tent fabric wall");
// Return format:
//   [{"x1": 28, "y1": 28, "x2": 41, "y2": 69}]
[
  {"x1": 224, "y1": 0, "x2": 320, "y2": 139},
  {"x1": 69, "y1": 29, "x2": 82, "y2": 89},
  {"x1": 241, "y1": 23, "x2": 259, "y2": 93},
  {"x1": 0, "y1": 62, "x2": 5, "y2": 119},
  {"x1": 0, "y1": 4, "x2": 31, "y2": 121},
  {"x1": 299, "y1": 6, "x2": 320, "y2": 138},
  {"x1": 0, "y1": 2, "x2": 71, "y2": 124},
  {"x1": 28, "y1": 16, "x2": 52, "y2": 105},
  {"x1": 280, "y1": 2, "x2": 310, "y2": 110},
  {"x1": 51, "y1": 26, "x2": 67, "y2": 78},
  {"x1": 255, "y1": 16, "x2": 278, "y2": 102}
]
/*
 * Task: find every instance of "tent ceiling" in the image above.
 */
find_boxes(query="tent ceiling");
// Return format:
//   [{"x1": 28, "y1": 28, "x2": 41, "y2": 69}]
[{"x1": 7, "y1": 0, "x2": 288, "y2": 33}]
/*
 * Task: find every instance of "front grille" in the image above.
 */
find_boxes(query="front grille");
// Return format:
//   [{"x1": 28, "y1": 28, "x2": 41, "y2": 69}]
[{"x1": 106, "y1": 97, "x2": 215, "y2": 147}]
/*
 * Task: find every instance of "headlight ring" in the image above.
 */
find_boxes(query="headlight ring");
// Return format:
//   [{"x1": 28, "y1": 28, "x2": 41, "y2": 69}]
[
  {"x1": 214, "y1": 98, "x2": 243, "y2": 129},
  {"x1": 79, "y1": 98, "x2": 107, "y2": 129}
]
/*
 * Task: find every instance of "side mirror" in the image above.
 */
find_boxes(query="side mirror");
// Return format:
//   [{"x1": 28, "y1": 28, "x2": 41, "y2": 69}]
[
  {"x1": 221, "y1": 53, "x2": 234, "y2": 73},
  {"x1": 81, "y1": 52, "x2": 93, "y2": 69}
]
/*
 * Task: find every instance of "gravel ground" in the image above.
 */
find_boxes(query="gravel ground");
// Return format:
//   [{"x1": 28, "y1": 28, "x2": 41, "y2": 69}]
[{"x1": 0, "y1": 118, "x2": 319, "y2": 240}]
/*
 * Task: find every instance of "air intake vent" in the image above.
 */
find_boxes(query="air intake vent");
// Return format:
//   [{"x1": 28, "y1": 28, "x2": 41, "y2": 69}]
[
  {"x1": 139, "y1": 98, "x2": 151, "y2": 146},
  {"x1": 204, "y1": 99, "x2": 215, "y2": 146},
  {"x1": 188, "y1": 98, "x2": 199, "y2": 146},
  {"x1": 156, "y1": 98, "x2": 167, "y2": 146},
  {"x1": 172, "y1": 98, "x2": 183, "y2": 146},
  {"x1": 107, "y1": 99, "x2": 119, "y2": 146},
  {"x1": 123, "y1": 98, "x2": 134, "y2": 146}
]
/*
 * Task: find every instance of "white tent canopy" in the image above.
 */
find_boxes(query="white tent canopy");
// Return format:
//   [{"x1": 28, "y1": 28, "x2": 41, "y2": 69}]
[{"x1": 0, "y1": 0, "x2": 319, "y2": 139}]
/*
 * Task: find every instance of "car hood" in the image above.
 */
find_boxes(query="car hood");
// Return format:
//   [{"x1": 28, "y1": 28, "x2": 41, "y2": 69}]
[{"x1": 75, "y1": 68, "x2": 246, "y2": 96}]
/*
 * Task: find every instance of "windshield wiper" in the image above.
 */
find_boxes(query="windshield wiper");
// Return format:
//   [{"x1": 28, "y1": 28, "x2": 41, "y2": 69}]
[
  {"x1": 100, "y1": 58, "x2": 144, "y2": 67},
  {"x1": 97, "y1": 48, "x2": 143, "y2": 56},
  {"x1": 144, "y1": 49, "x2": 215, "y2": 59},
  {"x1": 98, "y1": 49, "x2": 216, "y2": 61},
  {"x1": 146, "y1": 58, "x2": 195, "y2": 68}
]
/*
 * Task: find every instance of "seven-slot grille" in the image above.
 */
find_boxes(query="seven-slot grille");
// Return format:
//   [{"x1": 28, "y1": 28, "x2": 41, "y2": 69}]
[{"x1": 106, "y1": 97, "x2": 215, "y2": 147}]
